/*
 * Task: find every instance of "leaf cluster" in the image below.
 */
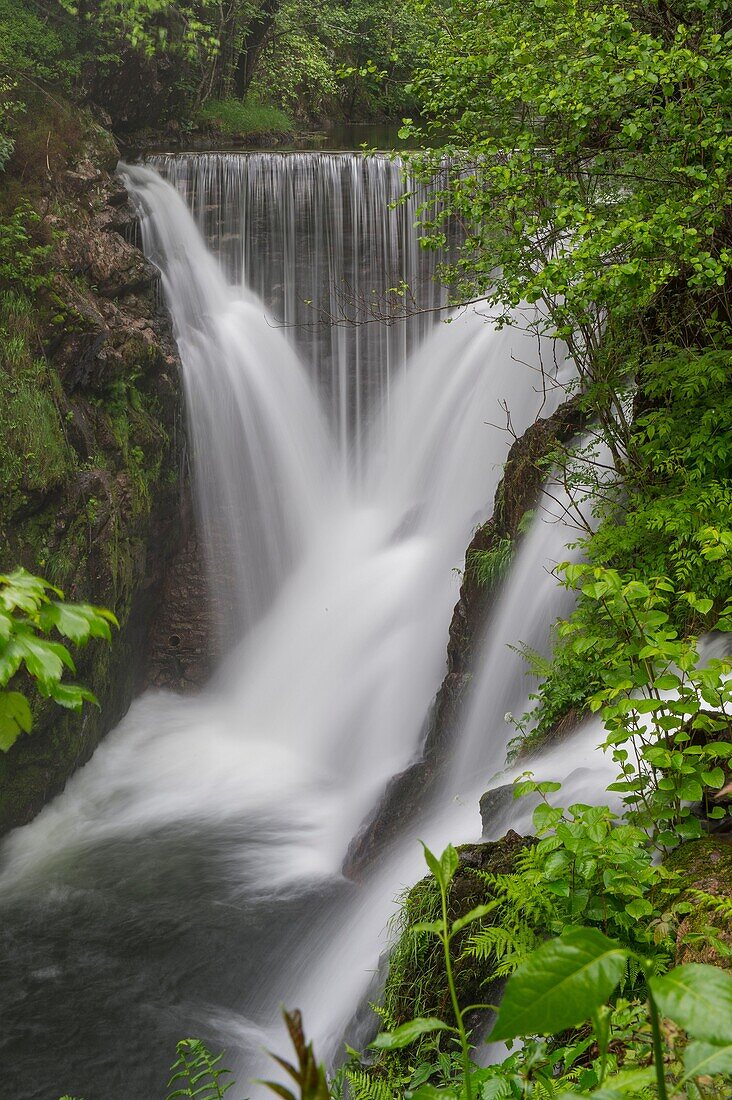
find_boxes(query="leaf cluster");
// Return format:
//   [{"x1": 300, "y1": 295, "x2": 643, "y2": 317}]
[{"x1": 0, "y1": 567, "x2": 117, "y2": 752}]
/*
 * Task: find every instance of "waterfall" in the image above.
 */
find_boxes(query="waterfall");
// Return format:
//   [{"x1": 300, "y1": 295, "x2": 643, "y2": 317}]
[
  {"x1": 0, "y1": 155, "x2": 605, "y2": 1100},
  {"x1": 149, "y1": 152, "x2": 451, "y2": 474}
]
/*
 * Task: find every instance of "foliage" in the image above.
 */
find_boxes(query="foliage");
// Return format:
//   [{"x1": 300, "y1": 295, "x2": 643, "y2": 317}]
[
  {"x1": 372, "y1": 842, "x2": 491, "y2": 1100},
  {"x1": 403, "y1": 0, "x2": 732, "y2": 358},
  {"x1": 368, "y1": 844, "x2": 732, "y2": 1100},
  {"x1": 515, "y1": 346, "x2": 732, "y2": 756},
  {"x1": 197, "y1": 95, "x2": 292, "y2": 134},
  {"x1": 0, "y1": 1, "x2": 80, "y2": 87},
  {"x1": 467, "y1": 784, "x2": 678, "y2": 984},
  {"x1": 0, "y1": 289, "x2": 76, "y2": 519},
  {"x1": 0, "y1": 567, "x2": 117, "y2": 752},
  {"x1": 466, "y1": 536, "x2": 513, "y2": 589},
  {"x1": 250, "y1": 0, "x2": 423, "y2": 120},
  {"x1": 261, "y1": 1008, "x2": 330, "y2": 1100},
  {"x1": 166, "y1": 1038, "x2": 235, "y2": 1099},
  {"x1": 57, "y1": 0, "x2": 221, "y2": 60},
  {"x1": 0, "y1": 203, "x2": 52, "y2": 293},
  {"x1": 545, "y1": 564, "x2": 732, "y2": 849}
]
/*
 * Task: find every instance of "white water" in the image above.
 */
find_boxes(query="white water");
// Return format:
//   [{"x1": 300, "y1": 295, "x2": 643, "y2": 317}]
[
  {"x1": 0, "y1": 155, "x2": 609, "y2": 1099},
  {"x1": 150, "y1": 152, "x2": 451, "y2": 475}
]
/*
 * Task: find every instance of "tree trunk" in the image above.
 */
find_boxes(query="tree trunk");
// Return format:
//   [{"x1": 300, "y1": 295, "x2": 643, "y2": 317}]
[{"x1": 233, "y1": 0, "x2": 280, "y2": 98}]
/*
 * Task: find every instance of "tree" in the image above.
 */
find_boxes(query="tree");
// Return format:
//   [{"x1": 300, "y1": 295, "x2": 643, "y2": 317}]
[{"x1": 403, "y1": 0, "x2": 732, "y2": 404}]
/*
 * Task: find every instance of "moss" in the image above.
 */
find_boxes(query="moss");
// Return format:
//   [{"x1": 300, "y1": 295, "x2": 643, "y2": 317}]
[
  {"x1": 665, "y1": 837, "x2": 732, "y2": 969},
  {"x1": 0, "y1": 292, "x2": 77, "y2": 518},
  {"x1": 378, "y1": 833, "x2": 532, "y2": 1070},
  {"x1": 0, "y1": 105, "x2": 183, "y2": 834},
  {"x1": 197, "y1": 96, "x2": 293, "y2": 136}
]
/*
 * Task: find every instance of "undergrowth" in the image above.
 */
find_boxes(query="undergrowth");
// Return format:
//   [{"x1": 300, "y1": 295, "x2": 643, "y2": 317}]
[{"x1": 196, "y1": 97, "x2": 293, "y2": 136}]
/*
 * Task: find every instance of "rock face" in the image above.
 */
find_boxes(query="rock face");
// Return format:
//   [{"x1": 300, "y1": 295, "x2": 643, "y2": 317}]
[
  {"x1": 0, "y1": 114, "x2": 190, "y2": 834},
  {"x1": 146, "y1": 522, "x2": 217, "y2": 691},
  {"x1": 344, "y1": 398, "x2": 585, "y2": 876}
]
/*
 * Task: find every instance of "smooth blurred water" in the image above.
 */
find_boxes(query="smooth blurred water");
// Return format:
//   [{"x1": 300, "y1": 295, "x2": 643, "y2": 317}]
[{"x1": 0, "y1": 156, "x2": 607, "y2": 1100}]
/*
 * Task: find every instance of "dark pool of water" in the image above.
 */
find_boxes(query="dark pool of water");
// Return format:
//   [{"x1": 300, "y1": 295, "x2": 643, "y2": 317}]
[{"x1": 0, "y1": 826, "x2": 354, "y2": 1100}]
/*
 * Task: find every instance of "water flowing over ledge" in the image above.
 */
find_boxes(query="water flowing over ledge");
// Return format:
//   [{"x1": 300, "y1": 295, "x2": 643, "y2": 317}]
[
  {"x1": 148, "y1": 151, "x2": 452, "y2": 474},
  {"x1": 0, "y1": 152, "x2": 612, "y2": 1100}
]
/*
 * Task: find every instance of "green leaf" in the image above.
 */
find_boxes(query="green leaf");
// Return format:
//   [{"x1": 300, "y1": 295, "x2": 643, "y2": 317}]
[
  {"x1": 47, "y1": 682, "x2": 98, "y2": 711},
  {"x1": 649, "y1": 963, "x2": 732, "y2": 1043},
  {"x1": 441, "y1": 844, "x2": 459, "y2": 886},
  {"x1": 41, "y1": 602, "x2": 113, "y2": 644},
  {"x1": 0, "y1": 715, "x2": 22, "y2": 752},
  {"x1": 0, "y1": 691, "x2": 32, "y2": 733},
  {"x1": 0, "y1": 691, "x2": 33, "y2": 752},
  {"x1": 411, "y1": 921, "x2": 444, "y2": 936},
  {"x1": 451, "y1": 903, "x2": 499, "y2": 936},
  {"x1": 422, "y1": 842, "x2": 443, "y2": 884},
  {"x1": 370, "y1": 1018, "x2": 453, "y2": 1050},
  {"x1": 654, "y1": 673, "x2": 680, "y2": 691},
  {"x1": 422, "y1": 842, "x2": 458, "y2": 889},
  {"x1": 13, "y1": 632, "x2": 75, "y2": 685},
  {"x1": 625, "y1": 898, "x2": 653, "y2": 919},
  {"x1": 488, "y1": 928, "x2": 629, "y2": 1040},
  {"x1": 683, "y1": 1040, "x2": 732, "y2": 1080},
  {"x1": 558, "y1": 1066, "x2": 656, "y2": 1098},
  {"x1": 701, "y1": 767, "x2": 725, "y2": 787},
  {"x1": 409, "y1": 1086, "x2": 459, "y2": 1100}
]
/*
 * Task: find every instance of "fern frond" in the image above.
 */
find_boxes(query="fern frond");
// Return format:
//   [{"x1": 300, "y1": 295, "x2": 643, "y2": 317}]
[
  {"x1": 480, "y1": 1078, "x2": 513, "y2": 1100},
  {"x1": 345, "y1": 1069, "x2": 393, "y2": 1100},
  {"x1": 689, "y1": 889, "x2": 732, "y2": 921},
  {"x1": 166, "y1": 1039, "x2": 234, "y2": 1100}
]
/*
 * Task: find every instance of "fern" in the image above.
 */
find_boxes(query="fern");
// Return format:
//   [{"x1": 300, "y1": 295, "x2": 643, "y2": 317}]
[
  {"x1": 465, "y1": 850, "x2": 559, "y2": 981},
  {"x1": 166, "y1": 1039, "x2": 234, "y2": 1100},
  {"x1": 345, "y1": 1069, "x2": 393, "y2": 1100},
  {"x1": 689, "y1": 889, "x2": 732, "y2": 921},
  {"x1": 479, "y1": 1080, "x2": 513, "y2": 1100}
]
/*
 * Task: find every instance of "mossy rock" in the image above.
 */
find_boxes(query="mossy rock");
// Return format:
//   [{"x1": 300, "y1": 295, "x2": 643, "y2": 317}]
[
  {"x1": 665, "y1": 837, "x2": 732, "y2": 969},
  {"x1": 381, "y1": 831, "x2": 532, "y2": 1038},
  {"x1": 0, "y1": 99, "x2": 183, "y2": 835}
]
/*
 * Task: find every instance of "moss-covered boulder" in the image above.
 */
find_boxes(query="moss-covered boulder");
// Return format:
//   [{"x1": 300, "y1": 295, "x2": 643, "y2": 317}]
[
  {"x1": 380, "y1": 832, "x2": 532, "y2": 1034},
  {"x1": 666, "y1": 837, "x2": 732, "y2": 969}
]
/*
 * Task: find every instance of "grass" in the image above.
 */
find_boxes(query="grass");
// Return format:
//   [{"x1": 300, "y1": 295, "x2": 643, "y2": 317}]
[
  {"x1": 0, "y1": 290, "x2": 75, "y2": 518},
  {"x1": 196, "y1": 96, "x2": 293, "y2": 136},
  {"x1": 466, "y1": 536, "x2": 513, "y2": 589}
]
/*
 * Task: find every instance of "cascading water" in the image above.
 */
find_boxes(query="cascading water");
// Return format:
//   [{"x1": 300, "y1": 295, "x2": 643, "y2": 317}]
[
  {"x1": 0, "y1": 153, "x2": 606, "y2": 1100},
  {"x1": 149, "y1": 152, "x2": 452, "y2": 474}
]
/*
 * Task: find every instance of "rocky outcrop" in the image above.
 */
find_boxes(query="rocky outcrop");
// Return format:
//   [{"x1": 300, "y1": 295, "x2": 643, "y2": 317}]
[
  {"x1": 344, "y1": 399, "x2": 585, "y2": 876},
  {"x1": 666, "y1": 837, "x2": 732, "y2": 969},
  {"x1": 0, "y1": 112, "x2": 187, "y2": 834},
  {"x1": 380, "y1": 832, "x2": 533, "y2": 1035}
]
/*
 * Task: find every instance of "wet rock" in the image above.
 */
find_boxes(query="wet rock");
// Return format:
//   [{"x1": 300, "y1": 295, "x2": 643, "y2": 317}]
[
  {"x1": 0, "y1": 115, "x2": 184, "y2": 836},
  {"x1": 146, "y1": 527, "x2": 217, "y2": 692},
  {"x1": 56, "y1": 224, "x2": 157, "y2": 299},
  {"x1": 480, "y1": 784, "x2": 518, "y2": 837}
]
